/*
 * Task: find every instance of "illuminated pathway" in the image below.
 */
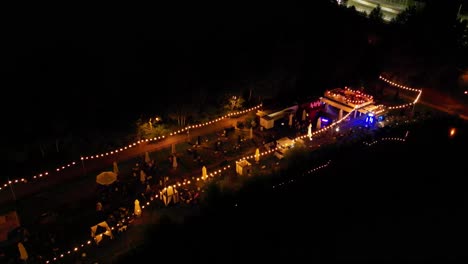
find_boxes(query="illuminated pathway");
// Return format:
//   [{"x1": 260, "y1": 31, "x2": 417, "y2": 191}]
[{"x1": 0, "y1": 105, "x2": 262, "y2": 205}]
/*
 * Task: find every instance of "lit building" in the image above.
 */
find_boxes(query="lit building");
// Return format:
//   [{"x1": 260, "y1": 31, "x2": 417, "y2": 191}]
[
  {"x1": 360, "y1": 103, "x2": 387, "y2": 119},
  {"x1": 345, "y1": 0, "x2": 425, "y2": 21},
  {"x1": 297, "y1": 98, "x2": 325, "y2": 123},
  {"x1": 320, "y1": 87, "x2": 387, "y2": 127},
  {"x1": 257, "y1": 105, "x2": 298, "y2": 130},
  {"x1": 321, "y1": 87, "x2": 375, "y2": 119}
]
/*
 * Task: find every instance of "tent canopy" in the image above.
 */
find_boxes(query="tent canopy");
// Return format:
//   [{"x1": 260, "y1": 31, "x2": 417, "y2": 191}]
[
  {"x1": 160, "y1": 186, "x2": 179, "y2": 206},
  {"x1": 90, "y1": 221, "x2": 113, "y2": 245}
]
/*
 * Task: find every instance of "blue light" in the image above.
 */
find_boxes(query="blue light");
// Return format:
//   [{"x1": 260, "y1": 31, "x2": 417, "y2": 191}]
[
  {"x1": 321, "y1": 118, "x2": 329, "y2": 123},
  {"x1": 365, "y1": 115, "x2": 375, "y2": 125}
]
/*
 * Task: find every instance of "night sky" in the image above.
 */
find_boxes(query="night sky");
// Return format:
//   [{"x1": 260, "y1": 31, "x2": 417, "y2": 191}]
[
  {"x1": 1, "y1": 3, "x2": 305, "y2": 118},
  {"x1": 0, "y1": 3, "x2": 307, "y2": 176}
]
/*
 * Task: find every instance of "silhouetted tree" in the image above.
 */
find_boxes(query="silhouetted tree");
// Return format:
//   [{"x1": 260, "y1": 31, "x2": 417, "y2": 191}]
[
  {"x1": 369, "y1": 4, "x2": 384, "y2": 24},
  {"x1": 392, "y1": 6, "x2": 419, "y2": 25}
]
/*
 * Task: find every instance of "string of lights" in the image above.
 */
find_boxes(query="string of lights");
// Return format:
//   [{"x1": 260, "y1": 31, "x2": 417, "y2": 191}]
[
  {"x1": 379, "y1": 75, "x2": 422, "y2": 110},
  {"x1": 1, "y1": 75, "x2": 419, "y2": 196},
  {"x1": 294, "y1": 105, "x2": 358, "y2": 142},
  {"x1": 2, "y1": 76, "x2": 420, "y2": 193},
  {"x1": 41, "y1": 99, "x2": 403, "y2": 263},
  {"x1": 15, "y1": 76, "x2": 424, "y2": 262},
  {"x1": 272, "y1": 160, "x2": 332, "y2": 190},
  {"x1": 325, "y1": 87, "x2": 374, "y2": 106},
  {"x1": 42, "y1": 155, "x2": 333, "y2": 263},
  {"x1": 42, "y1": 163, "x2": 232, "y2": 263},
  {"x1": 363, "y1": 137, "x2": 406, "y2": 147},
  {"x1": 0, "y1": 104, "x2": 262, "y2": 195},
  {"x1": 80, "y1": 104, "x2": 262, "y2": 161},
  {"x1": 45, "y1": 79, "x2": 423, "y2": 262},
  {"x1": 42, "y1": 108, "x2": 355, "y2": 263},
  {"x1": 233, "y1": 106, "x2": 351, "y2": 169}
]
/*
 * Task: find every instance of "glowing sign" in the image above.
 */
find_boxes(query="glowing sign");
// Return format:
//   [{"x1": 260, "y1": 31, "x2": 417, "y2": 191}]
[
  {"x1": 365, "y1": 113, "x2": 375, "y2": 125},
  {"x1": 310, "y1": 101, "x2": 322, "y2": 109}
]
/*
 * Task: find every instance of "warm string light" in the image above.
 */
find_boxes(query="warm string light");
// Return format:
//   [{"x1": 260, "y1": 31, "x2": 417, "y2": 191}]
[
  {"x1": 2, "y1": 77, "x2": 418, "y2": 193},
  {"x1": 362, "y1": 104, "x2": 387, "y2": 116},
  {"x1": 294, "y1": 105, "x2": 358, "y2": 142},
  {"x1": 39, "y1": 101, "x2": 385, "y2": 263},
  {"x1": 1, "y1": 105, "x2": 262, "y2": 195},
  {"x1": 379, "y1": 76, "x2": 423, "y2": 109},
  {"x1": 272, "y1": 160, "x2": 332, "y2": 190},
  {"x1": 80, "y1": 104, "x2": 262, "y2": 161},
  {"x1": 43, "y1": 164, "x2": 231, "y2": 263},
  {"x1": 237, "y1": 105, "x2": 357, "y2": 167},
  {"x1": 19, "y1": 79, "x2": 421, "y2": 262},
  {"x1": 238, "y1": 97, "x2": 408, "y2": 176},
  {"x1": 230, "y1": 98, "x2": 359, "y2": 167},
  {"x1": 237, "y1": 147, "x2": 279, "y2": 163},
  {"x1": 363, "y1": 137, "x2": 406, "y2": 147},
  {"x1": 325, "y1": 87, "x2": 374, "y2": 106},
  {"x1": 19, "y1": 79, "x2": 420, "y2": 261},
  {"x1": 0, "y1": 161, "x2": 76, "y2": 192},
  {"x1": 42, "y1": 155, "x2": 331, "y2": 263}
]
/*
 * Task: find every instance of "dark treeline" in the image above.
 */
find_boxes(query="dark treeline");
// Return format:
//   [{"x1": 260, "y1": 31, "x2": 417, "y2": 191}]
[{"x1": 381, "y1": 0, "x2": 468, "y2": 92}]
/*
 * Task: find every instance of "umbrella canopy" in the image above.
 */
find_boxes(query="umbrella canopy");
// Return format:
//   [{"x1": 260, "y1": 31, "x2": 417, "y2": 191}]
[
  {"x1": 18, "y1": 242, "x2": 28, "y2": 260},
  {"x1": 96, "y1": 171, "x2": 117, "y2": 186},
  {"x1": 202, "y1": 166, "x2": 207, "y2": 179},
  {"x1": 90, "y1": 221, "x2": 114, "y2": 245},
  {"x1": 134, "y1": 199, "x2": 141, "y2": 216}
]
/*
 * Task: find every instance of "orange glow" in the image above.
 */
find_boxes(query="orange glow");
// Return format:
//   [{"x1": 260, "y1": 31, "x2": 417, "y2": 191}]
[{"x1": 449, "y1": 128, "x2": 456, "y2": 137}]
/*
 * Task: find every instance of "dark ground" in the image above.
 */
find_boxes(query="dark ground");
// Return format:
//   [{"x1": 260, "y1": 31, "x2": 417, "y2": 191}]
[{"x1": 112, "y1": 116, "x2": 468, "y2": 263}]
